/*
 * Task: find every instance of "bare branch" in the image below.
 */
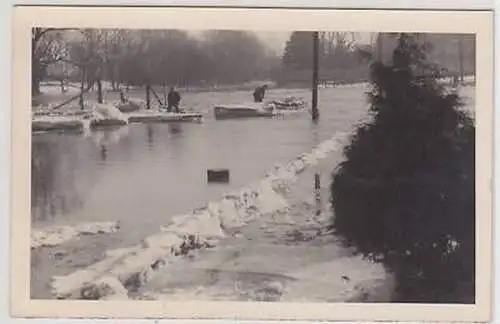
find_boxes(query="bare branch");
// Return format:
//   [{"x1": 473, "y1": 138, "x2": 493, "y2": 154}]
[{"x1": 51, "y1": 82, "x2": 95, "y2": 110}]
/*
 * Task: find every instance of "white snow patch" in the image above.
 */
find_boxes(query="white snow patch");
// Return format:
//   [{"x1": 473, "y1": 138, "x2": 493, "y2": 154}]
[
  {"x1": 142, "y1": 232, "x2": 184, "y2": 250},
  {"x1": 105, "y1": 247, "x2": 139, "y2": 258},
  {"x1": 216, "y1": 199, "x2": 248, "y2": 229},
  {"x1": 89, "y1": 103, "x2": 129, "y2": 126},
  {"x1": 92, "y1": 103, "x2": 128, "y2": 122},
  {"x1": 163, "y1": 211, "x2": 225, "y2": 239},
  {"x1": 83, "y1": 276, "x2": 129, "y2": 300},
  {"x1": 253, "y1": 180, "x2": 289, "y2": 214},
  {"x1": 107, "y1": 246, "x2": 169, "y2": 284},
  {"x1": 32, "y1": 116, "x2": 87, "y2": 132},
  {"x1": 282, "y1": 255, "x2": 389, "y2": 302},
  {"x1": 31, "y1": 221, "x2": 120, "y2": 249}
]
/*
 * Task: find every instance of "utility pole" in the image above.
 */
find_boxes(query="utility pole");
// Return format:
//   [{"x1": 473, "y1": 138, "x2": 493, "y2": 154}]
[
  {"x1": 377, "y1": 33, "x2": 383, "y2": 61},
  {"x1": 146, "y1": 83, "x2": 151, "y2": 110},
  {"x1": 458, "y1": 35, "x2": 464, "y2": 83},
  {"x1": 312, "y1": 31, "x2": 319, "y2": 122}
]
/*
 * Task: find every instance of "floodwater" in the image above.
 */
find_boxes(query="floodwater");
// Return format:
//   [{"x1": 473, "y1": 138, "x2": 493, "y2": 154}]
[
  {"x1": 31, "y1": 86, "x2": 373, "y2": 239},
  {"x1": 30, "y1": 84, "x2": 475, "y2": 299}
]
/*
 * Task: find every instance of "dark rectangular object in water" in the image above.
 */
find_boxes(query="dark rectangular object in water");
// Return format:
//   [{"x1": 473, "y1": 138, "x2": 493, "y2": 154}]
[{"x1": 207, "y1": 169, "x2": 230, "y2": 183}]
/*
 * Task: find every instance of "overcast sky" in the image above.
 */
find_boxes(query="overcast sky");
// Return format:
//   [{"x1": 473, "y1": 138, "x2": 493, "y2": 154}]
[
  {"x1": 188, "y1": 31, "x2": 373, "y2": 55},
  {"x1": 63, "y1": 29, "x2": 373, "y2": 56},
  {"x1": 255, "y1": 32, "x2": 373, "y2": 54}
]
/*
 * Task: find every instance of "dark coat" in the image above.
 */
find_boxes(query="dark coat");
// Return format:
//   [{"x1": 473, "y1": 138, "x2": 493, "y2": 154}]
[
  {"x1": 253, "y1": 86, "x2": 267, "y2": 102},
  {"x1": 167, "y1": 90, "x2": 181, "y2": 105}
]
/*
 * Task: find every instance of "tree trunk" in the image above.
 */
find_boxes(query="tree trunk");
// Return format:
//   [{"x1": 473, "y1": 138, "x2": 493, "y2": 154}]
[
  {"x1": 96, "y1": 79, "x2": 103, "y2": 104},
  {"x1": 87, "y1": 79, "x2": 93, "y2": 91},
  {"x1": 32, "y1": 72, "x2": 41, "y2": 96},
  {"x1": 60, "y1": 79, "x2": 66, "y2": 93},
  {"x1": 163, "y1": 82, "x2": 167, "y2": 107},
  {"x1": 79, "y1": 69, "x2": 86, "y2": 110}
]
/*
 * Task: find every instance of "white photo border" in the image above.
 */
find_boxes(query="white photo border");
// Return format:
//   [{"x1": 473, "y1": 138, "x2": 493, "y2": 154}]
[{"x1": 10, "y1": 6, "x2": 494, "y2": 322}]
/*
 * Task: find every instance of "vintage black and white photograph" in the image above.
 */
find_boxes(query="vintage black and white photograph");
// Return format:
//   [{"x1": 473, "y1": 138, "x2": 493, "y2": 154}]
[{"x1": 10, "y1": 6, "x2": 493, "y2": 322}]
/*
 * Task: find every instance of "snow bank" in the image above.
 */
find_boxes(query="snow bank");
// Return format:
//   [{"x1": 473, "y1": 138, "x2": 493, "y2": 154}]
[
  {"x1": 32, "y1": 116, "x2": 87, "y2": 132},
  {"x1": 31, "y1": 221, "x2": 120, "y2": 249},
  {"x1": 32, "y1": 100, "x2": 205, "y2": 133},
  {"x1": 90, "y1": 103, "x2": 129, "y2": 127},
  {"x1": 51, "y1": 132, "x2": 349, "y2": 300},
  {"x1": 32, "y1": 103, "x2": 128, "y2": 132}
]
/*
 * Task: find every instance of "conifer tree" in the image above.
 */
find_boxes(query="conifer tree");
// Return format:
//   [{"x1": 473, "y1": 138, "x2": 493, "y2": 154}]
[{"x1": 330, "y1": 33, "x2": 475, "y2": 303}]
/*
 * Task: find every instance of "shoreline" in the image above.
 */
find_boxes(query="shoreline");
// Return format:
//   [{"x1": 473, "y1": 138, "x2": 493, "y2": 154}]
[
  {"x1": 32, "y1": 131, "x2": 394, "y2": 302},
  {"x1": 39, "y1": 74, "x2": 475, "y2": 95}
]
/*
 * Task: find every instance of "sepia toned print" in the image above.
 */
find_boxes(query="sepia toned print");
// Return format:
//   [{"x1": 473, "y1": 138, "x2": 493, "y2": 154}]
[{"x1": 11, "y1": 6, "x2": 493, "y2": 322}]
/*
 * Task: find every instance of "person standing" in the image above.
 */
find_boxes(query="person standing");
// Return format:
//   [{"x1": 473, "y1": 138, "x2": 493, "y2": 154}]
[
  {"x1": 167, "y1": 87, "x2": 181, "y2": 113},
  {"x1": 119, "y1": 88, "x2": 127, "y2": 104},
  {"x1": 253, "y1": 84, "x2": 268, "y2": 103}
]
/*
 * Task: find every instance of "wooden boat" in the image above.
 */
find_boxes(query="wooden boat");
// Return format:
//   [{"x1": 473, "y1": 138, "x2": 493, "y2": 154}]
[
  {"x1": 213, "y1": 103, "x2": 275, "y2": 120},
  {"x1": 126, "y1": 111, "x2": 203, "y2": 123}
]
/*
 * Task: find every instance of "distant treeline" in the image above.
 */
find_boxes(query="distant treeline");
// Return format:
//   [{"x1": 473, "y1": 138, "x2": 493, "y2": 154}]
[
  {"x1": 35, "y1": 29, "x2": 279, "y2": 95},
  {"x1": 376, "y1": 33, "x2": 475, "y2": 77},
  {"x1": 34, "y1": 29, "x2": 476, "y2": 96},
  {"x1": 274, "y1": 32, "x2": 476, "y2": 87}
]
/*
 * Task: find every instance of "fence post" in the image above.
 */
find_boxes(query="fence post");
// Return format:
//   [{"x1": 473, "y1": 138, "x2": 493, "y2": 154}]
[{"x1": 312, "y1": 31, "x2": 319, "y2": 122}]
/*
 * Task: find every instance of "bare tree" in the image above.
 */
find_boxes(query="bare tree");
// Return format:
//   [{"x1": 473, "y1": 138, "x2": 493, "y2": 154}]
[
  {"x1": 71, "y1": 29, "x2": 108, "y2": 104},
  {"x1": 61, "y1": 29, "x2": 109, "y2": 109},
  {"x1": 31, "y1": 28, "x2": 68, "y2": 96},
  {"x1": 100, "y1": 29, "x2": 134, "y2": 91}
]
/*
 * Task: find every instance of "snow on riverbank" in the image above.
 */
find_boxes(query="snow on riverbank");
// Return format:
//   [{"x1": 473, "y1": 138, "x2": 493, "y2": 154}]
[
  {"x1": 31, "y1": 221, "x2": 120, "y2": 249},
  {"x1": 91, "y1": 103, "x2": 129, "y2": 126},
  {"x1": 32, "y1": 103, "x2": 128, "y2": 132},
  {"x1": 50, "y1": 132, "x2": 350, "y2": 300},
  {"x1": 32, "y1": 102, "x2": 204, "y2": 133}
]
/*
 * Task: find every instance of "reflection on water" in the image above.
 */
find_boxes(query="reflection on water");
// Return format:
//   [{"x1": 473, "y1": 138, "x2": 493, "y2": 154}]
[
  {"x1": 30, "y1": 87, "x2": 373, "y2": 239},
  {"x1": 100, "y1": 145, "x2": 108, "y2": 162},
  {"x1": 168, "y1": 123, "x2": 183, "y2": 135},
  {"x1": 147, "y1": 125, "x2": 154, "y2": 148},
  {"x1": 31, "y1": 136, "x2": 85, "y2": 222}
]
